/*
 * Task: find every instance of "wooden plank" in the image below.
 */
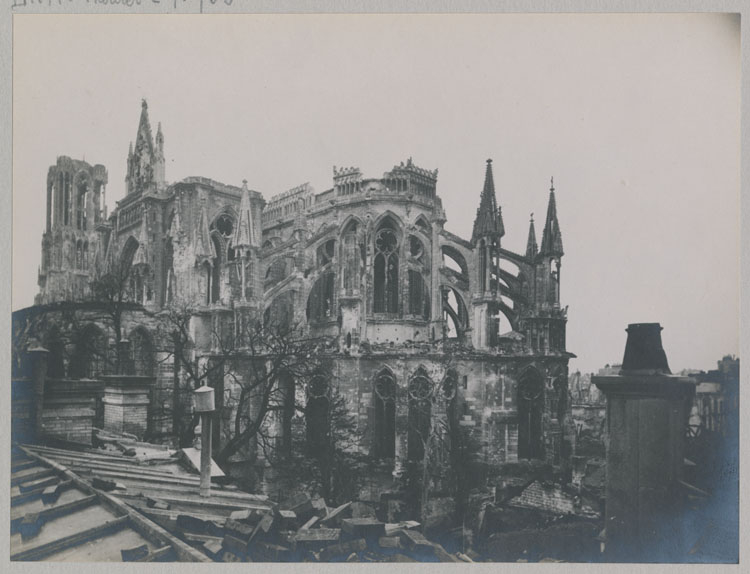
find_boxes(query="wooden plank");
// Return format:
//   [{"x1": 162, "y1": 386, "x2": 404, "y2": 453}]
[
  {"x1": 11, "y1": 495, "x2": 98, "y2": 533},
  {"x1": 24, "y1": 444, "x2": 131, "y2": 463},
  {"x1": 19, "y1": 445, "x2": 211, "y2": 563},
  {"x1": 11, "y1": 516, "x2": 129, "y2": 561},
  {"x1": 18, "y1": 476, "x2": 60, "y2": 493},
  {"x1": 12, "y1": 460, "x2": 40, "y2": 473},
  {"x1": 112, "y1": 481, "x2": 269, "y2": 504},
  {"x1": 35, "y1": 458, "x2": 180, "y2": 479},
  {"x1": 127, "y1": 492, "x2": 269, "y2": 512},
  {"x1": 12, "y1": 468, "x2": 55, "y2": 486}
]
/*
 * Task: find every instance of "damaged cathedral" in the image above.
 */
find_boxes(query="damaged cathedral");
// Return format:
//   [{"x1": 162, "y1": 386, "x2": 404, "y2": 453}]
[{"x1": 16, "y1": 100, "x2": 574, "y2": 491}]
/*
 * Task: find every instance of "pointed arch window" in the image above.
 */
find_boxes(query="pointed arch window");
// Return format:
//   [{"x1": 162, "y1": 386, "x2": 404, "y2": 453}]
[
  {"x1": 373, "y1": 370, "x2": 397, "y2": 459},
  {"x1": 374, "y1": 221, "x2": 400, "y2": 314}
]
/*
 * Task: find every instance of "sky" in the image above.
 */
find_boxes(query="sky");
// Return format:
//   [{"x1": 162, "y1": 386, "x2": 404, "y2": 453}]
[{"x1": 12, "y1": 13, "x2": 740, "y2": 374}]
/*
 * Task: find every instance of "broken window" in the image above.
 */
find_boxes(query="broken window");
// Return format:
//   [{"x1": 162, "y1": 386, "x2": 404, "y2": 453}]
[
  {"x1": 408, "y1": 372, "x2": 432, "y2": 460},
  {"x1": 342, "y1": 222, "x2": 363, "y2": 295},
  {"x1": 130, "y1": 328, "x2": 155, "y2": 377},
  {"x1": 373, "y1": 221, "x2": 399, "y2": 314},
  {"x1": 210, "y1": 234, "x2": 222, "y2": 303},
  {"x1": 76, "y1": 181, "x2": 88, "y2": 231},
  {"x1": 373, "y1": 370, "x2": 396, "y2": 459},
  {"x1": 69, "y1": 324, "x2": 108, "y2": 379},
  {"x1": 44, "y1": 329, "x2": 66, "y2": 379},
  {"x1": 408, "y1": 270, "x2": 430, "y2": 319},
  {"x1": 203, "y1": 262, "x2": 212, "y2": 305},
  {"x1": 306, "y1": 374, "x2": 329, "y2": 456},
  {"x1": 244, "y1": 259, "x2": 254, "y2": 300},
  {"x1": 264, "y1": 291, "x2": 295, "y2": 333},
  {"x1": 518, "y1": 368, "x2": 544, "y2": 460},
  {"x1": 317, "y1": 239, "x2": 336, "y2": 267},
  {"x1": 163, "y1": 238, "x2": 174, "y2": 305},
  {"x1": 307, "y1": 272, "x2": 335, "y2": 323}
]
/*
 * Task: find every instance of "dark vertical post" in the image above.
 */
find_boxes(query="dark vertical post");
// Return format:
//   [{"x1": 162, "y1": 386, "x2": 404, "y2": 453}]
[
  {"x1": 594, "y1": 323, "x2": 695, "y2": 562},
  {"x1": 200, "y1": 413, "x2": 212, "y2": 498},
  {"x1": 28, "y1": 346, "x2": 50, "y2": 441}
]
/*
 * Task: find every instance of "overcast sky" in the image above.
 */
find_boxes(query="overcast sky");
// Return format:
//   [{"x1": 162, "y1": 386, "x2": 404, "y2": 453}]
[{"x1": 12, "y1": 13, "x2": 740, "y2": 374}]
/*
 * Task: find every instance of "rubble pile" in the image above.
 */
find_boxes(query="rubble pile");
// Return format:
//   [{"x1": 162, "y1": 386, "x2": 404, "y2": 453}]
[{"x1": 167, "y1": 492, "x2": 475, "y2": 563}]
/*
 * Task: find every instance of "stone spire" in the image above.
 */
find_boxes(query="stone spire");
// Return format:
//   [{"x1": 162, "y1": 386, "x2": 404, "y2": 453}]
[
  {"x1": 136, "y1": 99, "x2": 154, "y2": 155},
  {"x1": 194, "y1": 200, "x2": 215, "y2": 266},
  {"x1": 471, "y1": 159, "x2": 505, "y2": 244},
  {"x1": 539, "y1": 177, "x2": 564, "y2": 257},
  {"x1": 526, "y1": 213, "x2": 538, "y2": 259},
  {"x1": 154, "y1": 121, "x2": 165, "y2": 187},
  {"x1": 232, "y1": 180, "x2": 258, "y2": 251}
]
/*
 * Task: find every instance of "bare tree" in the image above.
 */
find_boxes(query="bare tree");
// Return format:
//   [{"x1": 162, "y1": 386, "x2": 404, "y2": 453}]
[{"x1": 157, "y1": 301, "x2": 331, "y2": 466}]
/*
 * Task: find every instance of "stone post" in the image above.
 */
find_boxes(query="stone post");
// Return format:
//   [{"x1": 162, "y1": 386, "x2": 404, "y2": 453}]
[
  {"x1": 594, "y1": 323, "x2": 695, "y2": 562},
  {"x1": 27, "y1": 346, "x2": 50, "y2": 440},
  {"x1": 101, "y1": 375, "x2": 154, "y2": 440}
]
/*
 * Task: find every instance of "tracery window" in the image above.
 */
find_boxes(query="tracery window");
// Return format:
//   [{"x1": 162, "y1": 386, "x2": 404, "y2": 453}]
[
  {"x1": 307, "y1": 272, "x2": 335, "y2": 323},
  {"x1": 373, "y1": 370, "x2": 397, "y2": 459},
  {"x1": 374, "y1": 221, "x2": 399, "y2": 314}
]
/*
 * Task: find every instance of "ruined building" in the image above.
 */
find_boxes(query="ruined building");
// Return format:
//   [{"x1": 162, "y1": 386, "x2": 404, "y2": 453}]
[{"x1": 21, "y1": 100, "x2": 574, "y2": 474}]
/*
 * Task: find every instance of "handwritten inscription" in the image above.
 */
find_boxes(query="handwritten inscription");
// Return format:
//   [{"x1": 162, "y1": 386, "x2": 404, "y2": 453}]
[{"x1": 12, "y1": 0, "x2": 233, "y2": 9}]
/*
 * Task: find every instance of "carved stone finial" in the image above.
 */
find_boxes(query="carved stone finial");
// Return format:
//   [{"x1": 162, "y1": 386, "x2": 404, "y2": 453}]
[{"x1": 550, "y1": 176, "x2": 555, "y2": 192}]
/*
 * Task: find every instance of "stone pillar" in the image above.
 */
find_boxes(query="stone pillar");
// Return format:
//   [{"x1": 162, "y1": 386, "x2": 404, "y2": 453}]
[
  {"x1": 594, "y1": 323, "x2": 695, "y2": 562},
  {"x1": 28, "y1": 346, "x2": 50, "y2": 440},
  {"x1": 101, "y1": 375, "x2": 154, "y2": 440}
]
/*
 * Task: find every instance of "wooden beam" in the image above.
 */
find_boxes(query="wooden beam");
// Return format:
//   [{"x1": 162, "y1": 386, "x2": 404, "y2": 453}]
[
  {"x1": 11, "y1": 460, "x2": 40, "y2": 473},
  {"x1": 11, "y1": 516, "x2": 129, "y2": 561},
  {"x1": 18, "y1": 446, "x2": 212, "y2": 563},
  {"x1": 11, "y1": 495, "x2": 98, "y2": 533}
]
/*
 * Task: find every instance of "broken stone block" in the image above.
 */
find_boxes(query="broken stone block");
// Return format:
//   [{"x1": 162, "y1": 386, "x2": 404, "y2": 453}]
[
  {"x1": 292, "y1": 528, "x2": 341, "y2": 551},
  {"x1": 224, "y1": 519, "x2": 254, "y2": 542},
  {"x1": 41, "y1": 485, "x2": 60, "y2": 504},
  {"x1": 276, "y1": 509, "x2": 297, "y2": 530},
  {"x1": 146, "y1": 497, "x2": 170, "y2": 510},
  {"x1": 222, "y1": 534, "x2": 249, "y2": 557},
  {"x1": 384, "y1": 520, "x2": 420, "y2": 536},
  {"x1": 121, "y1": 544, "x2": 149, "y2": 561},
  {"x1": 341, "y1": 518, "x2": 386, "y2": 539},
  {"x1": 203, "y1": 539, "x2": 224, "y2": 560},
  {"x1": 320, "y1": 502, "x2": 352, "y2": 527},
  {"x1": 19, "y1": 513, "x2": 42, "y2": 539},
  {"x1": 345, "y1": 552, "x2": 358, "y2": 562},
  {"x1": 92, "y1": 477, "x2": 117, "y2": 491},
  {"x1": 398, "y1": 529, "x2": 434, "y2": 554},
  {"x1": 229, "y1": 509, "x2": 252, "y2": 522},
  {"x1": 176, "y1": 514, "x2": 209, "y2": 534},
  {"x1": 378, "y1": 536, "x2": 401, "y2": 549},
  {"x1": 319, "y1": 538, "x2": 367, "y2": 562},
  {"x1": 257, "y1": 512, "x2": 275, "y2": 533}
]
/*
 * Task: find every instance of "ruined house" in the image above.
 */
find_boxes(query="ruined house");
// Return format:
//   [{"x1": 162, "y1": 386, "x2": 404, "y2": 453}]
[{"x1": 17, "y1": 100, "x2": 574, "y2": 477}]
